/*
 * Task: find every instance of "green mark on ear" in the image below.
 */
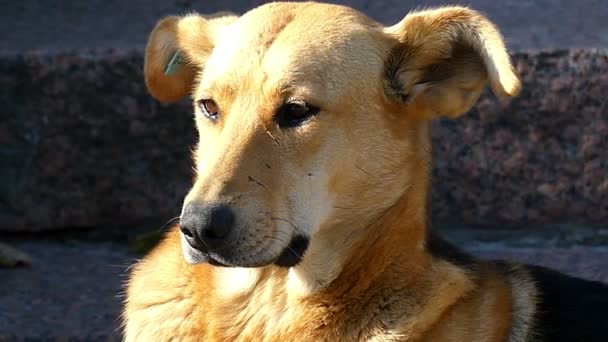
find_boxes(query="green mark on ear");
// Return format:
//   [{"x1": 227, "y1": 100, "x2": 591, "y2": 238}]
[{"x1": 164, "y1": 51, "x2": 184, "y2": 76}]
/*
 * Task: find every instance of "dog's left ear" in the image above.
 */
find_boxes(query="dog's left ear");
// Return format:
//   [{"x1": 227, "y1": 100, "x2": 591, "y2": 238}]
[{"x1": 384, "y1": 7, "x2": 520, "y2": 119}]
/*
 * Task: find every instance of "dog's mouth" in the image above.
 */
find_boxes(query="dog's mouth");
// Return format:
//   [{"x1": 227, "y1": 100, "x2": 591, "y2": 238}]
[
  {"x1": 273, "y1": 235, "x2": 310, "y2": 267},
  {"x1": 207, "y1": 254, "x2": 231, "y2": 267},
  {"x1": 182, "y1": 235, "x2": 310, "y2": 268}
]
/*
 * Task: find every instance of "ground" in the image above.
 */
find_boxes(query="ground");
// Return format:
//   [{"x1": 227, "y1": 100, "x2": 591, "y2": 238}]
[{"x1": 1, "y1": 225, "x2": 606, "y2": 341}]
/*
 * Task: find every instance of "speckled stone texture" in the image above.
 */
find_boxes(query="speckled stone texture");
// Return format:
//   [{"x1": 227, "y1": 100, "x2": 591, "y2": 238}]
[
  {"x1": 0, "y1": 50, "x2": 196, "y2": 232},
  {"x1": 431, "y1": 49, "x2": 608, "y2": 227},
  {"x1": 1, "y1": 49, "x2": 606, "y2": 231}
]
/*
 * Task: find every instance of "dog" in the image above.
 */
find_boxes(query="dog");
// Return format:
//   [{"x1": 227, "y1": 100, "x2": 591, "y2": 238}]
[{"x1": 123, "y1": 2, "x2": 608, "y2": 341}]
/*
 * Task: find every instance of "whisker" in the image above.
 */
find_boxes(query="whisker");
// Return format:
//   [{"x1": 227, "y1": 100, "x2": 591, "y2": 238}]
[
  {"x1": 332, "y1": 205, "x2": 355, "y2": 210},
  {"x1": 125, "y1": 259, "x2": 142, "y2": 272},
  {"x1": 256, "y1": 217, "x2": 303, "y2": 236},
  {"x1": 355, "y1": 164, "x2": 372, "y2": 176},
  {"x1": 265, "y1": 235, "x2": 304, "y2": 261},
  {"x1": 269, "y1": 217, "x2": 299, "y2": 232},
  {"x1": 158, "y1": 216, "x2": 181, "y2": 232},
  {"x1": 264, "y1": 209, "x2": 291, "y2": 214}
]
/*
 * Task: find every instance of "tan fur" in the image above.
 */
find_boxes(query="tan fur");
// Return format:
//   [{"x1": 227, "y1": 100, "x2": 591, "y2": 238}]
[
  {"x1": 125, "y1": 2, "x2": 534, "y2": 341},
  {"x1": 144, "y1": 12, "x2": 238, "y2": 102}
]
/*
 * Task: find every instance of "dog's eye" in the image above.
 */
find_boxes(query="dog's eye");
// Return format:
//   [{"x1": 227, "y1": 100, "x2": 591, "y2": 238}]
[
  {"x1": 276, "y1": 101, "x2": 319, "y2": 128},
  {"x1": 198, "y1": 99, "x2": 220, "y2": 121}
]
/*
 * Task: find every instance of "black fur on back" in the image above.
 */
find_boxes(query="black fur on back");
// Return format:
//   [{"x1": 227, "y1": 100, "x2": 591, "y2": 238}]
[{"x1": 527, "y1": 265, "x2": 608, "y2": 342}]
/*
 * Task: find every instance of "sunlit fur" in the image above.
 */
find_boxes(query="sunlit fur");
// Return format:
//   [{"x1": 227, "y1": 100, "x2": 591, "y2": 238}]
[{"x1": 124, "y1": 2, "x2": 538, "y2": 341}]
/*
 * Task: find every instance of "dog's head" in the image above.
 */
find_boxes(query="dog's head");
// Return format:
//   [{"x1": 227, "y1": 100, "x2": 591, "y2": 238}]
[{"x1": 144, "y1": 2, "x2": 519, "y2": 267}]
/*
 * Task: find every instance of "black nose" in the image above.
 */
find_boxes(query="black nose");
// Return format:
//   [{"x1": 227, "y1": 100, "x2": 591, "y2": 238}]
[{"x1": 180, "y1": 203, "x2": 235, "y2": 251}]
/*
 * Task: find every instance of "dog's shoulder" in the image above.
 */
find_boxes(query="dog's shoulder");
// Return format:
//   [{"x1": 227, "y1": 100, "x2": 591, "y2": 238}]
[
  {"x1": 524, "y1": 264, "x2": 608, "y2": 342},
  {"x1": 491, "y1": 261, "x2": 608, "y2": 342},
  {"x1": 426, "y1": 232, "x2": 608, "y2": 342}
]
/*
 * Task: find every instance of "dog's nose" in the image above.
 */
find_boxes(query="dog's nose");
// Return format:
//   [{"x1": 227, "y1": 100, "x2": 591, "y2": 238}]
[{"x1": 180, "y1": 203, "x2": 235, "y2": 251}]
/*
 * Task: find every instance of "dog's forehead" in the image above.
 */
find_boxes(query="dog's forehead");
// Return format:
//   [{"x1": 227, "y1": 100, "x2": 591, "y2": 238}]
[{"x1": 200, "y1": 3, "x2": 387, "y2": 104}]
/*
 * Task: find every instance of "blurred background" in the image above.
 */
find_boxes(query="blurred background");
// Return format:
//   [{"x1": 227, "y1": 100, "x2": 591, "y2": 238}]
[{"x1": 1, "y1": 0, "x2": 606, "y2": 340}]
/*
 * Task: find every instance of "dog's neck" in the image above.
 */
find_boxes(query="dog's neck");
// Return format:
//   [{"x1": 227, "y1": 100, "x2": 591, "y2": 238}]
[{"x1": 287, "y1": 178, "x2": 431, "y2": 297}]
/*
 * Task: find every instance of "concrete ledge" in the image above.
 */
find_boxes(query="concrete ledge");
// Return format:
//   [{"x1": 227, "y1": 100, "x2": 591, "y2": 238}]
[{"x1": 1, "y1": 49, "x2": 606, "y2": 231}]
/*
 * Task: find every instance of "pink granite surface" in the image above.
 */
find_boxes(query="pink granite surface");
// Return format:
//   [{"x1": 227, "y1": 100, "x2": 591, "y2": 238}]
[
  {"x1": 0, "y1": 49, "x2": 606, "y2": 231},
  {"x1": 431, "y1": 49, "x2": 608, "y2": 227}
]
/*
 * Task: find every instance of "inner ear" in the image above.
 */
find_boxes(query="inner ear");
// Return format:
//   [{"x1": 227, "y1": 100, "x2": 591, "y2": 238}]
[
  {"x1": 414, "y1": 41, "x2": 489, "y2": 118},
  {"x1": 420, "y1": 41, "x2": 486, "y2": 88},
  {"x1": 383, "y1": 6, "x2": 521, "y2": 119},
  {"x1": 385, "y1": 40, "x2": 486, "y2": 106}
]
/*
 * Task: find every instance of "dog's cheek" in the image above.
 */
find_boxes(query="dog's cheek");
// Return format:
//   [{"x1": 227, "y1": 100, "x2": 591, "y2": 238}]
[
  {"x1": 281, "y1": 144, "x2": 337, "y2": 237},
  {"x1": 285, "y1": 169, "x2": 334, "y2": 237},
  {"x1": 326, "y1": 125, "x2": 414, "y2": 226}
]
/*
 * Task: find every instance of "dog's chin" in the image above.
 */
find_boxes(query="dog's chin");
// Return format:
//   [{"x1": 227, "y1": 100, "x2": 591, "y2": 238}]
[{"x1": 181, "y1": 235, "x2": 310, "y2": 268}]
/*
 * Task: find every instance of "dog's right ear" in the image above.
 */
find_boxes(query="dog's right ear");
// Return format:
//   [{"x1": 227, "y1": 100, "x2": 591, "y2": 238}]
[{"x1": 145, "y1": 12, "x2": 237, "y2": 103}]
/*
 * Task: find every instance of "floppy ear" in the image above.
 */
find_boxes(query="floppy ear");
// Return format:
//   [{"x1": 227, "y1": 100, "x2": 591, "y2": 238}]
[
  {"x1": 144, "y1": 12, "x2": 237, "y2": 103},
  {"x1": 383, "y1": 6, "x2": 520, "y2": 119}
]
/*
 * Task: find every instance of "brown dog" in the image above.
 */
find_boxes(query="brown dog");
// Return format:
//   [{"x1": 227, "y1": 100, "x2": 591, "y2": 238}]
[{"x1": 123, "y1": 2, "x2": 608, "y2": 341}]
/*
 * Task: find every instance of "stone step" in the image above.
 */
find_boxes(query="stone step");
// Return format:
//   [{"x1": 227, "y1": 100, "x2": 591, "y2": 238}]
[
  {"x1": 2, "y1": 0, "x2": 607, "y2": 52},
  {"x1": 1, "y1": 49, "x2": 607, "y2": 231}
]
